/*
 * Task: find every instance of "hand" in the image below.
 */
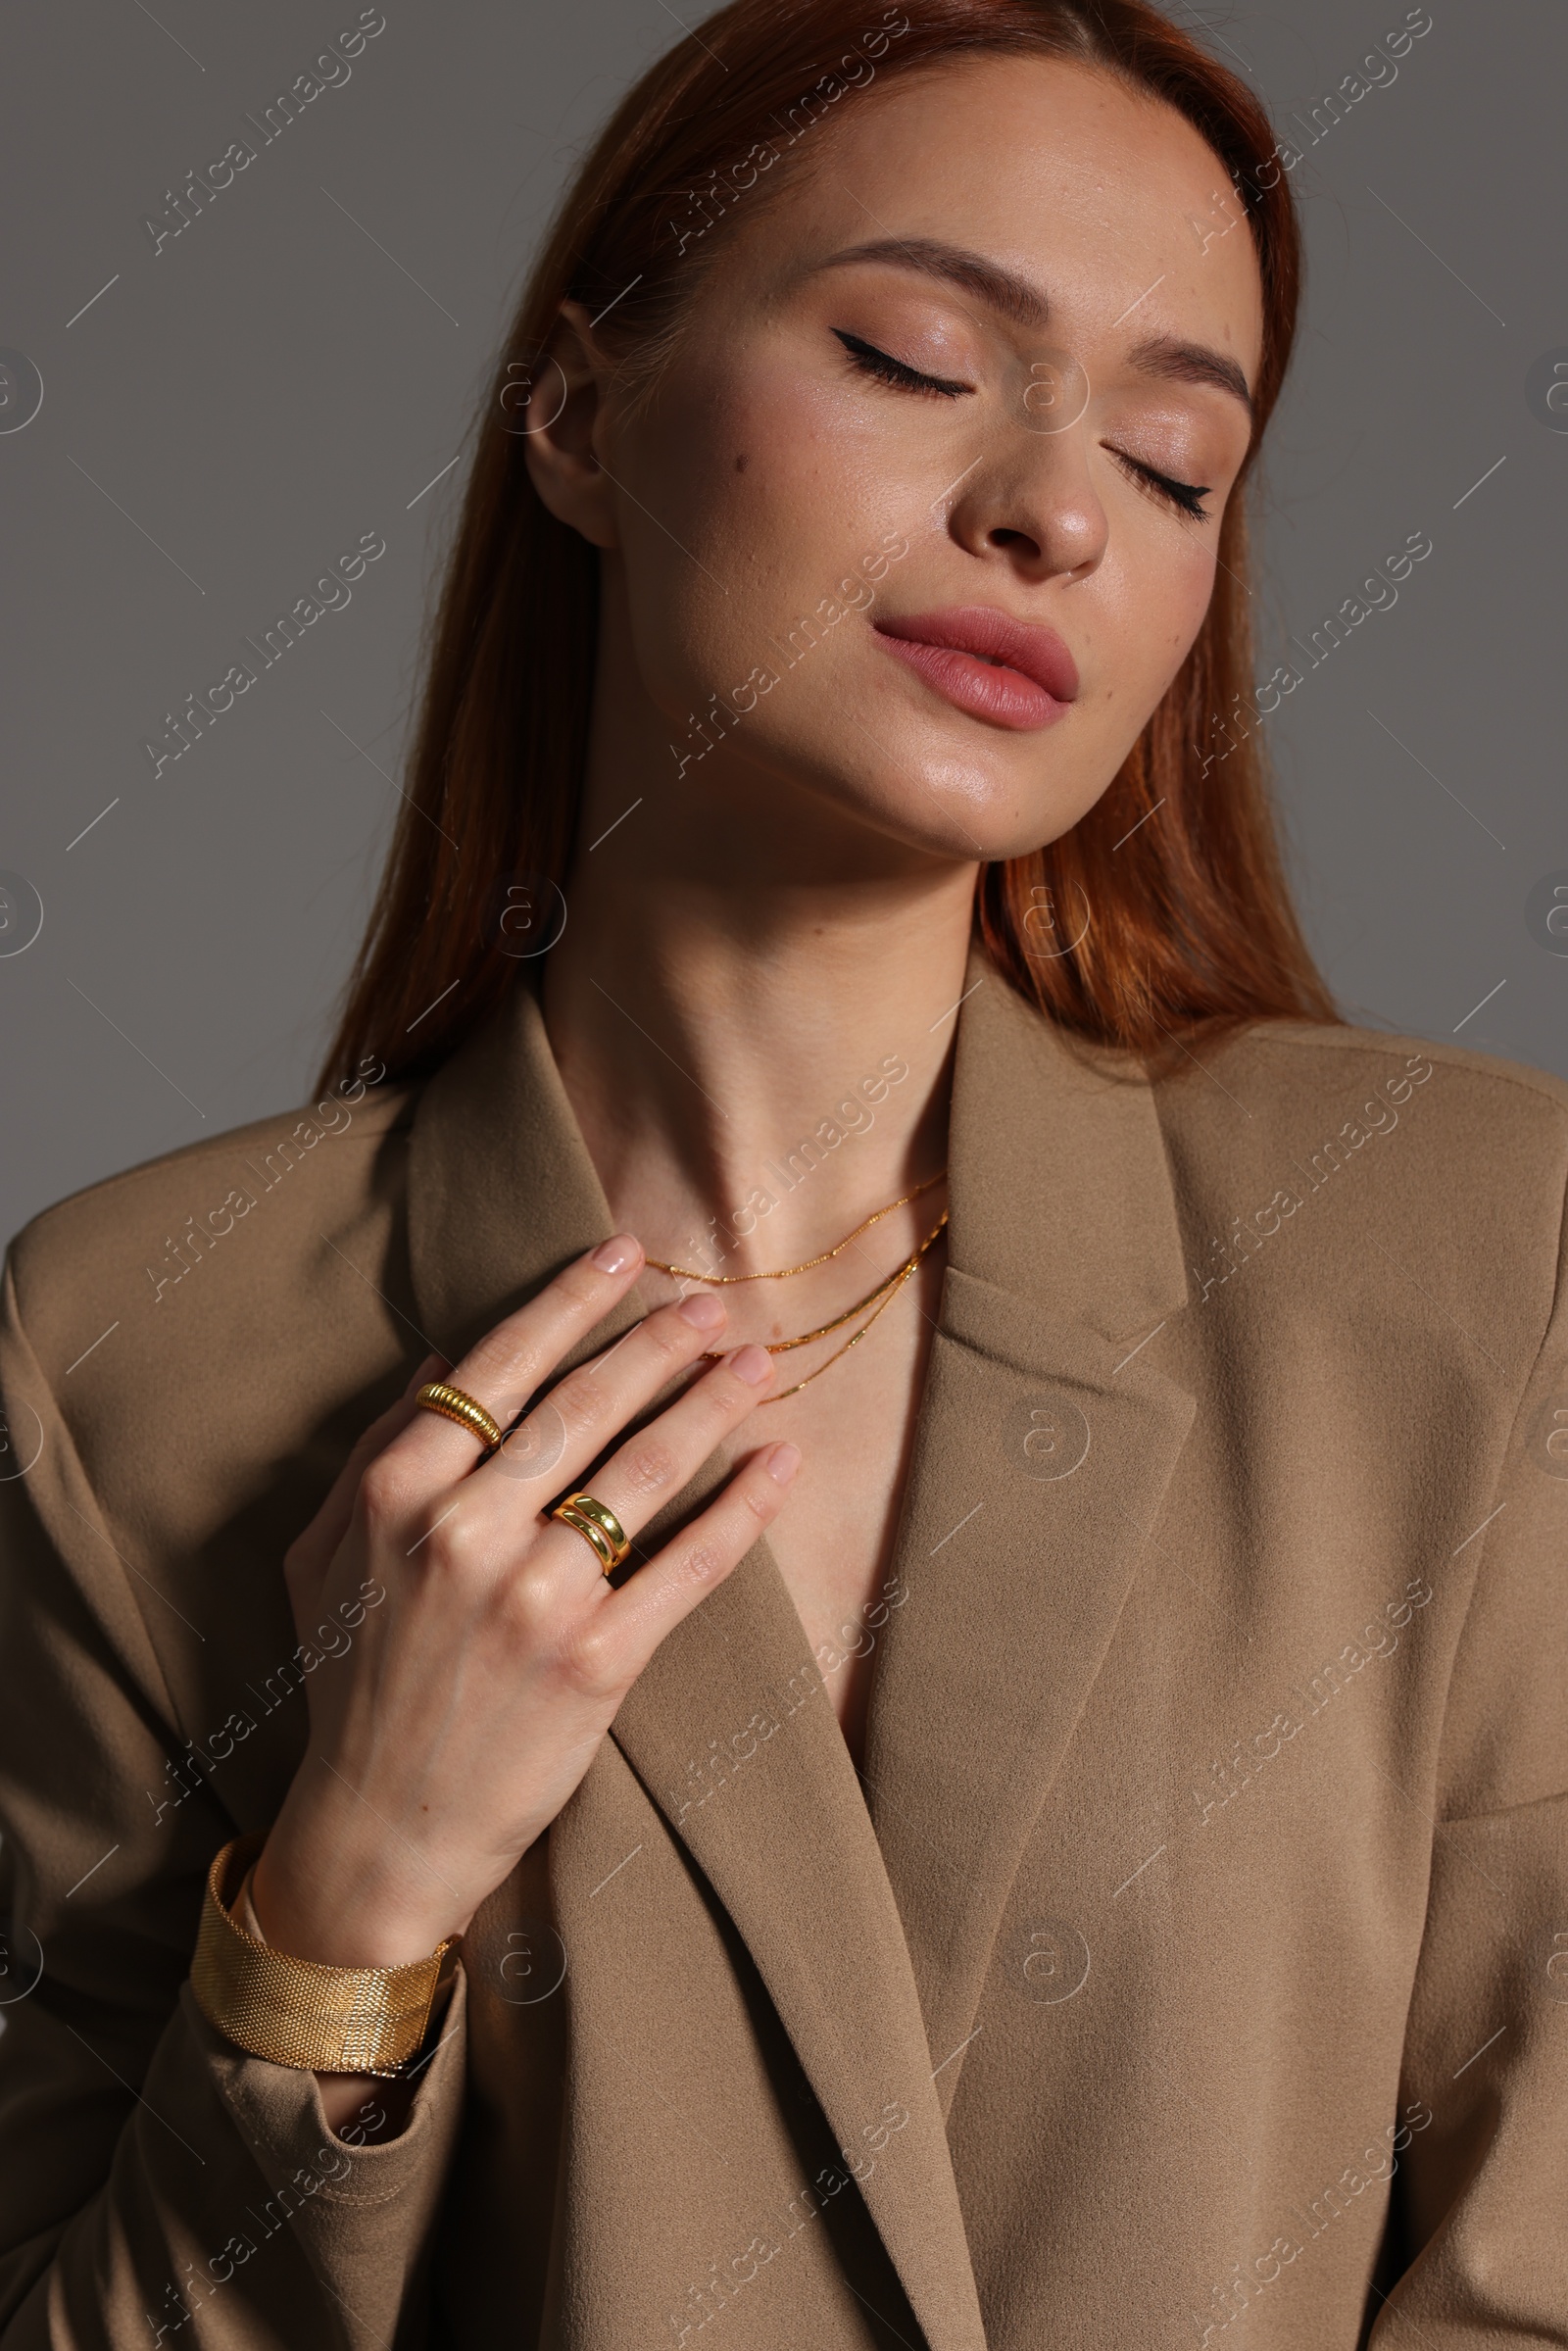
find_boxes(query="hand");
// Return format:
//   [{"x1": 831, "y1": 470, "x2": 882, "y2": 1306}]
[{"x1": 249, "y1": 1235, "x2": 796, "y2": 1970}]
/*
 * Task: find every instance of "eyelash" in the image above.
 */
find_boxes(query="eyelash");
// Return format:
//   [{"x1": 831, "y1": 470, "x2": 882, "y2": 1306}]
[
  {"x1": 833, "y1": 328, "x2": 1213, "y2": 522},
  {"x1": 833, "y1": 328, "x2": 970, "y2": 399},
  {"x1": 1113, "y1": 454, "x2": 1212, "y2": 522}
]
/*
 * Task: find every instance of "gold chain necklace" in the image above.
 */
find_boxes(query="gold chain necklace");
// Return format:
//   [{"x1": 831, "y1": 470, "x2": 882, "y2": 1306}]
[
  {"x1": 644, "y1": 1167, "x2": 947, "y2": 1284},
  {"x1": 752, "y1": 1212, "x2": 950, "y2": 1401},
  {"x1": 698, "y1": 1205, "x2": 949, "y2": 1359},
  {"x1": 695, "y1": 1206, "x2": 949, "y2": 1401},
  {"x1": 647, "y1": 1169, "x2": 950, "y2": 1401}
]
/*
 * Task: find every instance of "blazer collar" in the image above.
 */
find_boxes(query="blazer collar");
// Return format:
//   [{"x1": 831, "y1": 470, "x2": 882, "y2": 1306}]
[
  {"x1": 943, "y1": 944, "x2": 1190, "y2": 1333},
  {"x1": 405, "y1": 944, "x2": 1190, "y2": 1354},
  {"x1": 405, "y1": 948, "x2": 1195, "y2": 2351}
]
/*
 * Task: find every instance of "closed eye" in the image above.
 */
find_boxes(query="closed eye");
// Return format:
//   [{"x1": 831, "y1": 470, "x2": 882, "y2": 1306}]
[
  {"x1": 1107, "y1": 448, "x2": 1212, "y2": 521},
  {"x1": 834, "y1": 329, "x2": 1212, "y2": 517},
  {"x1": 833, "y1": 328, "x2": 972, "y2": 400}
]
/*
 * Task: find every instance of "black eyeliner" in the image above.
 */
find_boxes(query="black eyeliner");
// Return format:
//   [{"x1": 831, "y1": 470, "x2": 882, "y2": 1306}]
[
  {"x1": 835, "y1": 328, "x2": 1212, "y2": 518},
  {"x1": 832, "y1": 328, "x2": 971, "y2": 399}
]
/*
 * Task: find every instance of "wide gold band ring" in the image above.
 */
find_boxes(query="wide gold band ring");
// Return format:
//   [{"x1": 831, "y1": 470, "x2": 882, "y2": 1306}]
[
  {"x1": 549, "y1": 1489, "x2": 632, "y2": 1576},
  {"x1": 416, "y1": 1381, "x2": 504, "y2": 1451}
]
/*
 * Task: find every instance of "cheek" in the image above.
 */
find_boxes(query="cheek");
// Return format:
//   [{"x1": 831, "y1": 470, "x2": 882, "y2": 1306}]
[
  {"x1": 1098, "y1": 536, "x2": 1216, "y2": 710},
  {"x1": 623, "y1": 361, "x2": 909, "y2": 687},
  {"x1": 1145, "y1": 530, "x2": 1219, "y2": 662},
  {"x1": 1164, "y1": 555, "x2": 1220, "y2": 682},
  {"x1": 701, "y1": 361, "x2": 915, "y2": 578}
]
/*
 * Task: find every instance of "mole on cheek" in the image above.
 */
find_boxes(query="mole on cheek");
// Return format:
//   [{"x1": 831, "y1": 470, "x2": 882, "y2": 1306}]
[{"x1": 735, "y1": 454, "x2": 749, "y2": 472}]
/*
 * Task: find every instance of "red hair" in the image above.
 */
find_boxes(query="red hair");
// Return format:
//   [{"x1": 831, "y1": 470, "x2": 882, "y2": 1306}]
[{"x1": 319, "y1": 0, "x2": 1337, "y2": 1093}]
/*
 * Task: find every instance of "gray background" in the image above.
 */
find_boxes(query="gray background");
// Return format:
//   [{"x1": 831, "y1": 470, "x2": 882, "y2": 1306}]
[{"x1": 1, "y1": 0, "x2": 1563, "y2": 1250}]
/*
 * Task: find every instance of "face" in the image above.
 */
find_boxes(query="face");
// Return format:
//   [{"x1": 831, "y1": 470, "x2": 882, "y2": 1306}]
[{"x1": 533, "y1": 52, "x2": 1265, "y2": 871}]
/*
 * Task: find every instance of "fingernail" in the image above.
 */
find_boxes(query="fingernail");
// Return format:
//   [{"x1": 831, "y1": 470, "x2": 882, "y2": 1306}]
[
  {"x1": 592, "y1": 1234, "x2": 641, "y2": 1275},
  {"x1": 677, "y1": 1292, "x2": 725, "y2": 1331},
  {"x1": 766, "y1": 1442, "x2": 802, "y2": 1485},
  {"x1": 730, "y1": 1344, "x2": 773, "y2": 1386}
]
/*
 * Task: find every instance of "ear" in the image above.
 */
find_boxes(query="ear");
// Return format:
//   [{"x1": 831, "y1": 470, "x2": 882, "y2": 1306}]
[{"x1": 519, "y1": 301, "x2": 619, "y2": 551}]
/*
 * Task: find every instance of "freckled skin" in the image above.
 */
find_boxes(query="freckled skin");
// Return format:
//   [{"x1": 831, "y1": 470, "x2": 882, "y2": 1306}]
[{"x1": 527, "y1": 54, "x2": 1263, "y2": 872}]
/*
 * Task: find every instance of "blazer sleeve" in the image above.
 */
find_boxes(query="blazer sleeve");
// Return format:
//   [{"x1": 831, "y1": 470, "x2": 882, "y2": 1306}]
[
  {"x1": 0, "y1": 1255, "x2": 467, "y2": 2349},
  {"x1": 1367, "y1": 1167, "x2": 1568, "y2": 2342}
]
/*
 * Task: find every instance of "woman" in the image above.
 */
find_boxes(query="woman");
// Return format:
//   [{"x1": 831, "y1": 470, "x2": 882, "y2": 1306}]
[{"x1": 1, "y1": 0, "x2": 1563, "y2": 2343}]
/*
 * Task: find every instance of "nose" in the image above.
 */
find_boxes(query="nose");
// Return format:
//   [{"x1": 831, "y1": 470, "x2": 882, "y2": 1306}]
[{"x1": 945, "y1": 427, "x2": 1108, "y2": 586}]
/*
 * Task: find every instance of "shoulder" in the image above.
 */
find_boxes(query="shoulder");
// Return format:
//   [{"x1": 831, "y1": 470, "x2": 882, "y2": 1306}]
[
  {"x1": 5, "y1": 1072, "x2": 417, "y2": 1396},
  {"x1": 1211, "y1": 1015, "x2": 1568, "y2": 1137},
  {"x1": 1155, "y1": 1015, "x2": 1568, "y2": 1189},
  {"x1": 1151, "y1": 1016, "x2": 1568, "y2": 1373}
]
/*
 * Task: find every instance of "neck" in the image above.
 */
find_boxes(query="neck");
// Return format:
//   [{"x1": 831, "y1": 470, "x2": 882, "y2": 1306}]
[
  {"x1": 543, "y1": 871, "x2": 975, "y2": 1275},
  {"x1": 540, "y1": 690, "x2": 978, "y2": 1277}
]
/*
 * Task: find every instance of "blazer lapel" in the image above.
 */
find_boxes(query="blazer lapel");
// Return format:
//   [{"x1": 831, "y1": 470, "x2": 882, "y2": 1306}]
[
  {"x1": 406, "y1": 978, "x2": 989, "y2": 2351},
  {"x1": 862, "y1": 958, "x2": 1197, "y2": 2104},
  {"x1": 604, "y1": 1535, "x2": 991, "y2": 2351},
  {"x1": 406, "y1": 975, "x2": 616, "y2": 1356}
]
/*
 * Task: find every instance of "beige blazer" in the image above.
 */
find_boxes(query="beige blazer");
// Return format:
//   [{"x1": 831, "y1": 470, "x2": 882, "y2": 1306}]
[{"x1": 2, "y1": 954, "x2": 1566, "y2": 2350}]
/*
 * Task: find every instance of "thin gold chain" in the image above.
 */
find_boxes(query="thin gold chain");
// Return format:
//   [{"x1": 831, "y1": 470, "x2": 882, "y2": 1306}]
[
  {"x1": 760, "y1": 1213, "x2": 949, "y2": 1400},
  {"x1": 698, "y1": 1207, "x2": 949, "y2": 1361},
  {"x1": 645, "y1": 1168, "x2": 947, "y2": 1285}
]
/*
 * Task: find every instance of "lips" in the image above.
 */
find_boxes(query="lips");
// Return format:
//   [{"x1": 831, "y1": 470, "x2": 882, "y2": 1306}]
[{"x1": 872, "y1": 604, "x2": 1080, "y2": 732}]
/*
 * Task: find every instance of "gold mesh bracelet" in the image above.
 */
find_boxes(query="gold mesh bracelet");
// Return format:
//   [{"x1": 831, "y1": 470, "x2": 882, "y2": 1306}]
[{"x1": 190, "y1": 1835, "x2": 453, "y2": 2078}]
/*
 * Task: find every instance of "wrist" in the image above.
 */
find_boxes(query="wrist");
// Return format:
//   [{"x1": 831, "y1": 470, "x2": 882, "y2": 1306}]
[
  {"x1": 252, "y1": 1804, "x2": 466, "y2": 1969},
  {"x1": 191, "y1": 1836, "x2": 458, "y2": 2080}
]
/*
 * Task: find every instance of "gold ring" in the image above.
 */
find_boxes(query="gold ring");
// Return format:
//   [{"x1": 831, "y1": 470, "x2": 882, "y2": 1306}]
[
  {"x1": 549, "y1": 1489, "x2": 631, "y2": 1577},
  {"x1": 416, "y1": 1382, "x2": 504, "y2": 1451}
]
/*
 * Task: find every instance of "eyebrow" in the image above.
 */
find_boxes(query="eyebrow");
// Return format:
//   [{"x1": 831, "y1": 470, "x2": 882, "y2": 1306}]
[{"x1": 813, "y1": 235, "x2": 1255, "y2": 416}]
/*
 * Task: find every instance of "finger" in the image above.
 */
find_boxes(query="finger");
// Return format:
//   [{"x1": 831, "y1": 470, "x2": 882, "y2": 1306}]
[
  {"x1": 593, "y1": 1441, "x2": 802, "y2": 1670},
  {"x1": 476, "y1": 1290, "x2": 733, "y2": 1500},
  {"x1": 383, "y1": 1236, "x2": 647, "y2": 1483},
  {"x1": 284, "y1": 1352, "x2": 448, "y2": 1608},
  {"x1": 542, "y1": 1343, "x2": 776, "y2": 1581}
]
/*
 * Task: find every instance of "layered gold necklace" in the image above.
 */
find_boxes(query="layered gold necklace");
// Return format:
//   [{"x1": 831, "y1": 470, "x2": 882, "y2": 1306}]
[{"x1": 646, "y1": 1170, "x2": 948, "y2": 1400}]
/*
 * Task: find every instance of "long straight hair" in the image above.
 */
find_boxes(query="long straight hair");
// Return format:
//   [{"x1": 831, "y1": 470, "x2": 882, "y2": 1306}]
[{"x1": 318, "y1": 0, "x2": 1338, "y2": 1095}]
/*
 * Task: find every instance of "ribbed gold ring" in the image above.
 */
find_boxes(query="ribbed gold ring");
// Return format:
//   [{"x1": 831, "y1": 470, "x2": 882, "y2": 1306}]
[
  {"x1": 416, "y1": 1381, "x2": 504, "y2": 1450},
  {"x1": 549, "y1": 1489, "x2": 631, "y2": 1576}
]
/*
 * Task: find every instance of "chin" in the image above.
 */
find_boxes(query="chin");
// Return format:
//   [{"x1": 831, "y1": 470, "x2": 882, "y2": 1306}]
[
  {"x1": 663, "y1": 628, "x2": 1116, "y2": 865},
  {"x1": 799, "y1": 727, "x2": 1108, "y2": 866},
  {"x1": 816, "y1": 638, "x2": 1120, "y2": 862}
]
